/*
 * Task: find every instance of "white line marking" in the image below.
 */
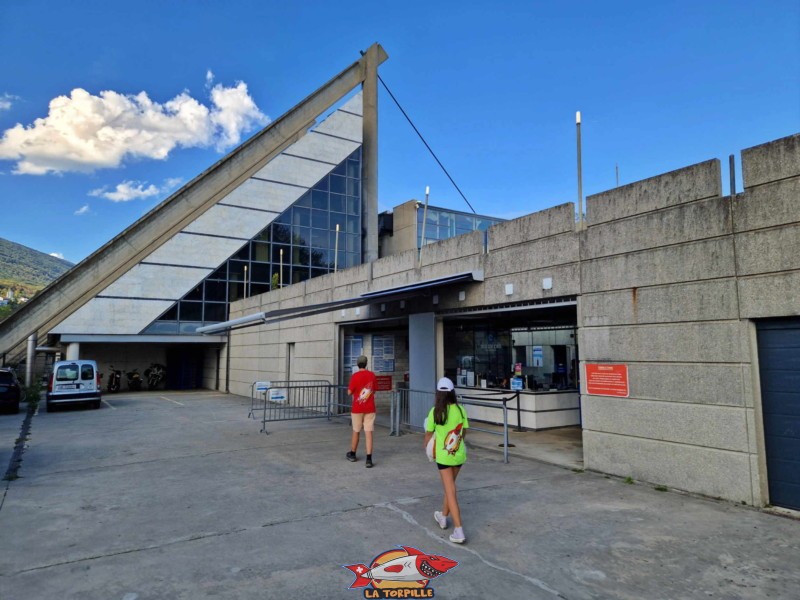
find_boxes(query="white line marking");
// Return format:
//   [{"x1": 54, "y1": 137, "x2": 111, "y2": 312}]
[
  {"x1": 381, "y1": 503, "x2": 565, "y2": 598},
  {"x1": 160, "y1": 396, "x2": 185, "y2": 406},
  {"x1": 102, "y1": 399, "x2": 116, "y2": 410}
]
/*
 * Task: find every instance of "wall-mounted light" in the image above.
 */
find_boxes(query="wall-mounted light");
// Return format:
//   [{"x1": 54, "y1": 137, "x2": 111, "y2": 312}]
[
  {"x1": 505, "y1": 283, "x2": 514, "y2": 296},
  {"x1": 458, "y1": 291, "x2": 466, "y2": 302},
  {"x1": 432, "y1": 294, "x2": 439, "y2": 305},
  {"x1": 542, "y1": 277, "x2": 553, "y2": 290}
]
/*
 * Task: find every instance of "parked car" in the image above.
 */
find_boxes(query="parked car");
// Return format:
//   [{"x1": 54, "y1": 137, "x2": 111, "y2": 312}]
[
  {"x1": 0, "y1": 367, "x2": 22, "y2": 414},
  {"x1": 46, "y1": 360, "x2": 101, "y2": 411}
]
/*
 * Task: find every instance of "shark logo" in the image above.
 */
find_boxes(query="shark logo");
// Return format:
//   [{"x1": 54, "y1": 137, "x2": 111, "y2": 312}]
[
  {"x1": 443, "y1": 423, "x2": 463, "y2": 455},
  {"x1": 344, "y1": 546, "x2": 458, "y2": 598}
]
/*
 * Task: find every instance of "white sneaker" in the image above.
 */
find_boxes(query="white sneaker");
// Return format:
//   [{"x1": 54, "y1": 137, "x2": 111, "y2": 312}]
[
  {"x1": 449, "y1": 527, "x2": 466, "y2": 544},
  {"x1": 434, "y1": 511, "x2": 448, "y2": 529}
]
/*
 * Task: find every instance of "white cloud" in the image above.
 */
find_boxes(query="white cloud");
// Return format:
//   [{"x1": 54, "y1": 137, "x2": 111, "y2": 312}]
[
  {"x1": 49, "y1": 252, "x2": 64, "y2": 259},
  {"x1": 74, "y1": 204, "x2": 90, "y2": 215},
  {"x1": 0, "y1": 82, "x2": 269, "y2": 175},
  {"x1": 0, "y1": 93, "x2": 16, "y2": 111},
  {"x1": 89, "y1": 177, "x2": 184, "y2": 203},
  {"x1": 206, "y1": 70, "x2": 215, "y2": 88},
  {"x1": 90, "y1": 180, "x2": 160, "y2": 202}
]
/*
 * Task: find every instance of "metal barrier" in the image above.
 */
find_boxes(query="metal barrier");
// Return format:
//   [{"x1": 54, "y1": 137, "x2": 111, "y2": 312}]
[
  {"x1": 251, "y1": 380, "x2": 350, "y2": 434},
  {"x1": 390, "y1": 388, "x2": 518, "y2": 463}
]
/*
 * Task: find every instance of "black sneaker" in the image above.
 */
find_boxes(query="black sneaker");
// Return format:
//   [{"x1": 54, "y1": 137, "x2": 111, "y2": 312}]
[
  {"x1": 365, "y1": 458, "x2": 374, "y2": 468},
  {"x1": 346, "y1": 451, "x2": 357, "y2": 462}
]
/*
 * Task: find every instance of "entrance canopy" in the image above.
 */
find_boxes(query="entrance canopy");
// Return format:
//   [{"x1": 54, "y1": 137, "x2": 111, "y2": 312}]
[{"x1": 196, "y1": 270, "x2": 484, "y2": 334}]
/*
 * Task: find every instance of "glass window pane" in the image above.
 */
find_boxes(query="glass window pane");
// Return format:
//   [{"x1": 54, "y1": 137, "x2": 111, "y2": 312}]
[
  {"x1": 272, "y1": 223, "x2": 291, "y2": 243},
  {"x1": 233, "y1": 244, "x2": 250, "y2": 260},
  {"x1": 272, "y1": 244, "x2": 289, "y2": 264},
  {"x1": 311, "y1": 229, "x2": 328, "y2": 248},
  {"x1": 347, "y1": 159, "x2": 359, "y2": 178},
  {"x1": 145, "y1": 321, "x2": 178, "y2": 334},
  {"x1": 310, "y1": 248, "x2": 330, "y2": 268},
  {"x1": 253, "y1": 227, "x2": 271, "y2": 242},
  {"x1": 203, "y1": 303, "x2": 227, "y2": 323},
  {"x1": 332, "y1": 162, "x2": 346, "y2": 176},
  {"x1": 292, "y1": 246, "x2": 310, "y2": 266},
  {"x1": 347, "y1": 178, "x2": 360, "y2": 197},
  {"x1": 292, "y1": 267, "x2": 310, "y2": 284},
  {"x1": 250, "y1": 263, "x2": 270, "y2": 283},
  {"x1": 346, "y1": 234, "x2": 359, "y2": 253},
  {"x1": 185, "y1": 284, "x2": 203, "y2": 301},
  {"x1": 180, "y1": 322, "x2": 202, "y2": 334},
  {"x1": 292, "y1": 226, "x2": 309, "y2": 246},
  {"x1": 250, "y1": 283, "x2": 270, "y2": 296},
  {"x1": 330, "y1": 193, "x2": 346, "y2": 213},
  {"x1": 275, "y1": 211, "x2": 291, "y2": 225},
  {"x1": 292, "y1": 206, "x2": 310, "y2": 227},
  {"x1": 346, "y1": 214, "x2": 359, "y2": 234},
  {"x1": 312, "y1": 177, "x2": 329, "y2": 192},
  {"x1": 228, "y1": 282, "x2": 244, "y2": 302},
  {"x1": 295, "y1": 191, "x2": 311, "y2": 207},
  {"x1": 311, "y1": 210, "x2": 328, "y2": 230},
  {"x1": 204, "y1": 280, "x2": 227, "y2": 302},
  {"x1": 311, "y1": 267, "x2": 328, "y2": 279},
  {"x1": 209, "y1": 265, "x2": 227, "y2": 280},
  {"x1": 252, "y1": 241, "x2": 270, "y2": 262},
  {"x1": 347, "y1": 196, "x2": 359, "y2": 216},
  {"x1": 157, "y1": 305, "x2": 179, "y2": 321},
  {"x1": 228, "y1": 260, "x2": 246, "y2": 282},
  {"x1": 330, "y1": 175, "x2": 346, "y2": 194},
  {"x1": 179, "y1": 301, "x2": 203, "y2": 321},
  {"x1": 330, "y1": 212, "x2": 346, "y2": 233},
  {"x1": 312, "y1": 189, "x2": 328, "y2": 210},
  {"x1": 346, "y1": 253, "x2": 360, "y2": 268}
]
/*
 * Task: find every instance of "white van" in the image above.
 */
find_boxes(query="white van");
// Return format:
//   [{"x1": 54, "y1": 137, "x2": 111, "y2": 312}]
[{"x1": 46, "y1": 360, "x2": 102, "y2": 410}]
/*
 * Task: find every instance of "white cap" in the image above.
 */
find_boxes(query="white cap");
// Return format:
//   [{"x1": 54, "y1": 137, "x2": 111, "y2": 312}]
[{"x1": 437, "y1": 377, "x2": 454, "y2": 391}]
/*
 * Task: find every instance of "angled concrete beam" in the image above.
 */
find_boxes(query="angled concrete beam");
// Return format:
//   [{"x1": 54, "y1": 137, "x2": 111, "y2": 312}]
[{"x1": 0, "y1": 44, "x2": 389, "y2": 355}]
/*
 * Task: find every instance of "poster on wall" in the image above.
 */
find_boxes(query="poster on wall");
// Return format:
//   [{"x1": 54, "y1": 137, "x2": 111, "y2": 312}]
[
  {"x1": 531, "y1": 346, "x2": 543, "y2": 367},
  {"x1": 371, "y1": 335, "x2": 396, "y2": 373},
  {"x1": 344, "y1": 335, "x2": 364, "y2": 374},
  {"x1": 585, "y1": 363, "x2": 629, "y2": 397}
]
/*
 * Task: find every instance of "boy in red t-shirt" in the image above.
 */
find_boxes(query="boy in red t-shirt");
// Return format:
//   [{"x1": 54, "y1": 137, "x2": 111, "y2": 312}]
[{"x1": 347, "y1": 355, "x2": 378, "y2": 468}]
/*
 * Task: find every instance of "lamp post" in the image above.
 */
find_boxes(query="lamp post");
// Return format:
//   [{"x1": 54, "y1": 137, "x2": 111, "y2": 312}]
[{"x1": 576, "y1": 111, "x2": 583, "y2": 225}]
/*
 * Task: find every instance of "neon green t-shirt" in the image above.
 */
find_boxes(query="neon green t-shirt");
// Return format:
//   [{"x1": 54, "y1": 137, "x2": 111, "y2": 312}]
[{"x1": 426, "y1": 403, "x2": 469, "y2": 466}]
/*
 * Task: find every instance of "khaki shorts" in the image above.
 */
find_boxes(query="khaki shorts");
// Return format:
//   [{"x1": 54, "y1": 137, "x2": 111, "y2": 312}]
[{"x1": 351, "y1": 412, "x2": 376, "y2": 432}]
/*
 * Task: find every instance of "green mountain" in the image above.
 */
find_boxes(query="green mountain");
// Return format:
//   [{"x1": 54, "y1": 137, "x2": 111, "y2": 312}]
[{"x1": 0, "y1": 237, "x2": 74, "y2": 292}]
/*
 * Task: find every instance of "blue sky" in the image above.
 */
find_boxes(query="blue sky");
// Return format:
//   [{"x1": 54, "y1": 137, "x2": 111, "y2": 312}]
[{"x1": 0, "y1": 0, "x2": 797, "y2": 263}]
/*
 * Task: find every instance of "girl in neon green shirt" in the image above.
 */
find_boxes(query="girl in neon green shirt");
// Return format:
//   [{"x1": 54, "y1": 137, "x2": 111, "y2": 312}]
[{"x1": 424, "y1": 377, "x2": 469, "y2": 543}]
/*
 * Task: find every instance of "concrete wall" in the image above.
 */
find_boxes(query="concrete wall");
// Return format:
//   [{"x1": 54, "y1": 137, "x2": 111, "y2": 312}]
[{"x1": 225, "y1": 133, "x2": 800, "y2": 506}]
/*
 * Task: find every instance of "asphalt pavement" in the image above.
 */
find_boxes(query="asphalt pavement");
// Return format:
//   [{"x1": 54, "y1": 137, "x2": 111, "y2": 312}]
[{"x1": 0, "y1": 390, "x2": 798, "y2": 600}]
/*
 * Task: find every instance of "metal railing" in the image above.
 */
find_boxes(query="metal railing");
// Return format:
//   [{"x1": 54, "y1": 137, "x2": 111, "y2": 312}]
[
  {"x1": 250, "y1": 380, "x2": 350, "y2": 434},
  {"x1": 390, "y1": 388, "x2": 519, "y2": 463}
]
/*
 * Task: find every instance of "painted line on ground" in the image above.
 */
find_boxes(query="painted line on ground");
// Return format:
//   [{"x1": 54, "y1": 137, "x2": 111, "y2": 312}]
[
  {"x1": 102, "y1": 399, "x2": 116, "y2": 410},
  {"x1": 160, "y1": 396, "x2": 185, "y2": 406}
]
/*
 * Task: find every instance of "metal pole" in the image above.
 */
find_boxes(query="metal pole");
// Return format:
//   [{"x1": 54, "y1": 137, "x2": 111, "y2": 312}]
[
  {"x1": 418, "y1": 186, "x2": 430, "y2": 268},
  {"x1": 244, "y1": 265, "x2": 248, "y2": 298},
  {"x1": 25, "y1": 333, "x2": 36, "y2": 386},
  {"x1": 576, "y1": 111, "x2": 583, "y2": 225},
  {"x1": 729, "y1": 154, "x2": 736, "y2": 197},
  {"x1": 503, "y1": 403, "x2": 509, "y2": 464},
  {"x1": 279, "y1": 248, "x2": 283, "y2": 288},
  {"x1": 334, "y1": 223, "x2": 340, "y2": 272}
]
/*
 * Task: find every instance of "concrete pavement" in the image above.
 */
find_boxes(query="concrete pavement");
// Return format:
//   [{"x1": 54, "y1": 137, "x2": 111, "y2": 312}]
[{"x1": 0, "y1": 390, "x2": 798, "y2": 599}]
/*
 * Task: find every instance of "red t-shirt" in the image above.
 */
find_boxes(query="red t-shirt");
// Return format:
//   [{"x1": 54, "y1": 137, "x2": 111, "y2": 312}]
[{"x1": 348, "y1": 369, "x2": 377, "y2": 414}]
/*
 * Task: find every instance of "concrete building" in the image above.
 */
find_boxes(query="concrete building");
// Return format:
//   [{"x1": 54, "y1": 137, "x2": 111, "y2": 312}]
[{"x1": 0, "y1": 45, "x2": 798, "y2": 512}]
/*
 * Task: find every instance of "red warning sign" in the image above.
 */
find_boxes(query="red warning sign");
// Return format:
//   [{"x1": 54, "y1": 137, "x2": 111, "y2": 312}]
[
  {"x1": 585, "y1": 364, "x2": 629, "y2": 397},
  {"x1": 375, "y1": 375, "x2": 393, "y2": 392}
]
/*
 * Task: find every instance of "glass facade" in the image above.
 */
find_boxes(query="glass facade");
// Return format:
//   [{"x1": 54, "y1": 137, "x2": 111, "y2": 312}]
[
  {"x1": 143, "y1": 147, "x2": 362, "y2": 334},
  {"x1": 417, "y1": 206, "x2": 502, "y2": 248}
]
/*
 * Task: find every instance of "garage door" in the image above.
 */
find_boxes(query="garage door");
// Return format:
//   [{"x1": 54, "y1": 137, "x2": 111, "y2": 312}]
[{"x1": 757, "y1": 319, "x2": 800, "y2": 511}]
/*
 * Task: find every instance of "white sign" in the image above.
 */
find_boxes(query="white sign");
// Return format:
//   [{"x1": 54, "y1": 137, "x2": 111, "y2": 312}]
[{"x1": 269, "y1": 388, "x2": 288, "y2": 404}]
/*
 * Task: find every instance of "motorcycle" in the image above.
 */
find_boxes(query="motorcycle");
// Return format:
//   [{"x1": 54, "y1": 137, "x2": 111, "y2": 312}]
[
  {"x1": 107, "y1": 366, "x2": 122, "y2": 393},
  {"x1": 144, "y1": 363, "x2": 166, "y2": 390},
  {"x1": 126, "y1": 369, "x2": 143, "y2": 391}
]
